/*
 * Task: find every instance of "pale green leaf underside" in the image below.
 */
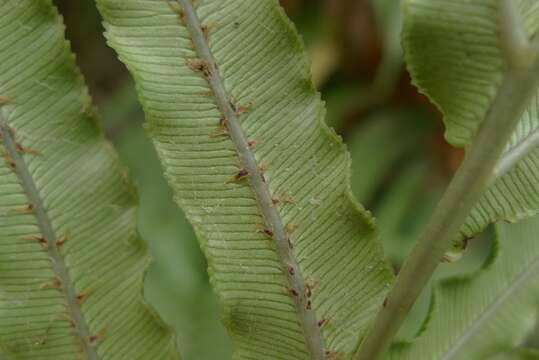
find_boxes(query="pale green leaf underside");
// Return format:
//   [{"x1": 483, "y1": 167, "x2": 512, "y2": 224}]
[
  {"x1": 97, "y1": 0, "x2": 394, "y2": 358},
  {"x1": 403, "y1": 0, "x2": 539, "y2": 239},
  {"x1": 390, "y1": 216, "x2": 539, "y2": 360},
  {"x1": 0, "y1": 1, "x2": 177, "y2": 358}
]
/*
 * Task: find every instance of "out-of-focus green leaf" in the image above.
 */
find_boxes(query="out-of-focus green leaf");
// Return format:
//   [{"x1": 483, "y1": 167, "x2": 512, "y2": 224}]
[
  {"x1": 348, "y1": 110, "x2": 432, "y2": 204},
  {"x1": 403, "y1": 0, "x2": 539, "y2": 239},
  {"x1": 375, "y1": 162, "x2": 440, "y2": 264},
  {"x1": 323, "y1": 84, "x2": 364, "y2": 130},
  {"x1": 370, "y1": 0, "x2": 404, "y2": 103}
]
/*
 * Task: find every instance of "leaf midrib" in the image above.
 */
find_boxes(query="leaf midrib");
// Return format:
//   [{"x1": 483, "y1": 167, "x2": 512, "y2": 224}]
[
  {"x1": 441, "y1": 254, "x2": 539, "y2": 360},
  {"x1": 494, "y1": 126, "x2": 539, "y2": 179},
  {"x1": 0, "y1": 117, "x2": 97, "y2": 360},
  {"x1": 173, "y1": 0, "x2": 326, "y2": 358}
]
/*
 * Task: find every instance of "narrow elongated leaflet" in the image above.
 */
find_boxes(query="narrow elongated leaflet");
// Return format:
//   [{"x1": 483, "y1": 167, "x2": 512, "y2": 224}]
[
  {"x1": 0, "y1": 1, "x2": 178, "y2": 358},
  {"x1": 176, "y1": 1, "x2": 324, "y2": 358},
  {"x1": 0, "y1": 121, "x2": 96, "y2": 359},
  {"x1": 97, "y1": 0, "x2": 394, "y2": 358}
]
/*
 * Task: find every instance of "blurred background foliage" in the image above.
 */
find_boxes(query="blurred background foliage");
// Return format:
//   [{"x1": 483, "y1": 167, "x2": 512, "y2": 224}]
[{"x1": 51, "y1": 0, "x2": 493, "y2": 358}]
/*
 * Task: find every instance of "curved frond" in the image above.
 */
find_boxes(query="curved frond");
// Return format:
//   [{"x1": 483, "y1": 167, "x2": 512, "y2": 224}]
[
  {"x1": 0, "y1": 1, "x2": 178, "y2": 358},
  {"x1": 96, "y1": 0, "x2": 394, "y2": 358},
  {"x1": 403, "y1": 0, "x2": 539, "y2": 239},
  {"x1": 391, "y1": 216, "x2": 539, "y2": 359}
]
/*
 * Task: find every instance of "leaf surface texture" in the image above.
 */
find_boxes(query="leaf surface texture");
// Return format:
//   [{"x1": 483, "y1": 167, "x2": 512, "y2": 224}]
[
  {"x1": 0, "y1": 1, "x2": 178, "y2": 358},
  {"x1": 403, "y1": 0, "x2": 539, "y2": 239},
  {"x1": 97, "y1": 0, "x2": 394, "y2": 358},
  {"x1": 391, "y1": 216, "x2": 539, "y2": 360}
]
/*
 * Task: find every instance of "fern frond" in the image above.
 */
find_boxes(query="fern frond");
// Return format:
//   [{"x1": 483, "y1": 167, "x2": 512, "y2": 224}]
[
  {"x1": 391, "y1": 217, "x2": 539, "y2": 359},
  {"x1": 0, "y1": 1, "x2": 178, "y2": 358},
  {"x1": 403, "y1": 0, "x2": 539, "y2": 239},
  {"x1": 96, "y1": 0, "x2": 394, "y2": 358}
]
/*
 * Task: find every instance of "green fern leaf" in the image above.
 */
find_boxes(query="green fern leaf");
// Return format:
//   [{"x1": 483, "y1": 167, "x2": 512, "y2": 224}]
[
  {"x1": 403, "y1": 0, "x2": 539, "y2": 239},
  {"x1": 96, "y1": 0, "x2": 394, "y2": 358},
  {"x1": 0, "y1": 0, "x2": 178, "y2": 358},
  {"x1": 390, "y1": 216, "x2": 539, "y2": 359}
]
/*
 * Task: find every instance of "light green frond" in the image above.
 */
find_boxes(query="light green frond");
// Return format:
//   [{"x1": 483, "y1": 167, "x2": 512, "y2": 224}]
[
  {"x1": 403, "y1": 0, "x2": 539, "y2": 239},
  {"x1": 96, "y1": 0, "x2": 394, "y2": 358},
  {"x1": 0, "y1": 0, "x2": 178, "y2": 358},
  {"x1": 390, "y1": 216, "x2": 539, "y2": 359}
]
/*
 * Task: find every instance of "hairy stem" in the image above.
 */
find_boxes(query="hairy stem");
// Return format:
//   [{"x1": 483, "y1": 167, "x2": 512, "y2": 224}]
[
  {"x1": 355, "y1": 3, "x2": 539, "y2": 359},
  {"x1": 0, "y1": 119, "x2": 97, "y2": 360},
  {"x1": 173, "y1": 1, "x2": 326, "y2": 358}
]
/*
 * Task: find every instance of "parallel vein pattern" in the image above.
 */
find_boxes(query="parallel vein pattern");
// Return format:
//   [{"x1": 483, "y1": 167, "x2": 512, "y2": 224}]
[
  {"x1": 0, "y1": 1, "x2": 178, "y2": 358},
  {"x1": 403, "y1": 0, "x2": 539, "y2": 239},
  {"x1": 97, "y1": 0, "x2": 394, "y2": 358},
  {"x1": 0, "y1": 122, "x2": 96, "y2": 359},
  {"x1": 175, "y1": 0, "x2": 324, "y2": 357},
  {"x1": 395, "y1": 2, "x2": 539, "y2": 358},
  {"x1": 390, "y1": 217, "x2": 539, "y2": 360}
]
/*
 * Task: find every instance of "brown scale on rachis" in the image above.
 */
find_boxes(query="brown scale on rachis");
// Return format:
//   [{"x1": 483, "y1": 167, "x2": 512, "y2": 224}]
[
  {"x1": 40, "y1": 277, "x2": 63, "y2": 290},
  {"x1": 15, "y1": 203, "x2": 34, "y2": 214},
  {"x1": 235, "y1": 104, "x2": 251, "y2": 115},
  {"x1": 256, "y1": 224, "x2": 274, "y2": 239},
  {"x1": 209, "y1": 114, "x2": 228, "y2": 138},
  {"x1": 286, "y1": 223, "x2": 295, "y2": 249},
  {"x1": 318, "y1": 318, "x2": 330, "y2": 328},
  {"x1": 226, "y1": 168, "x2": 249, "y2": 184},
  {"x1": 3, "y1": 153, "x2": 16, "y2": 169},
  {"x1": 187, "y1": 58, "x2": 212, "y2": 78},
  {"x1": 16, "y1": 142, "x2": 41, "y2": 156},
  {"x1": 87, "y1": 325, "x2": 108, "y2": 347},
  {"x1": 229, "y1": 97, "x2": 253, "y2": 116},
  {"x1": 168, "y1": 1, "x2": 186, "y2": 23},
  {"x1": 325, "y1": 350, "x2": 341, "y2": 360},
  {"x1": 56, "y1": 233, "x2": 68, "y2": 247},
  {"x1": 201, "y1": 22, "x2": 218, "y2": 41},
  {"x1": 76, "y1": 292, "x2": 89, "y2": 305},
  {"x1": 257, "y1": 162, "x2": 269, "y2": 183},
  {"x1": 22, "y1": 234, "x2": 48, "y2": 248},
  {"x1": 287, "y1": 265, "x2": 295, "y2": 276},
  {"x1": 287, "y1": 237, "x2": 294, "y2": 249},
  {"x1": 288, "y1": 287, "x2": 299, "y2": 297},
  {"x1": 305, "y1": 278, "x2": 318, "y2": 298}
]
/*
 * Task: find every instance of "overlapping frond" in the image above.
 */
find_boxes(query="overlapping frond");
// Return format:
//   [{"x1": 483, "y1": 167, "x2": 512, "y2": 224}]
[{"x1": 0, "y1": 1, "x2": 178, "y2": 358}]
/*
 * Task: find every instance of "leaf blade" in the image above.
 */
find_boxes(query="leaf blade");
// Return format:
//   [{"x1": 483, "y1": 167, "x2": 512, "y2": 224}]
[
  {"x1": 97, "y1": 0, "x2": 394, "y2": 358},
  {"x1": 391, "y1": 217, "x2": 539, "y2": 359},
  {"x1": 403, "y1": 0, "x2": 539, "y2": 239},
  {"x1": 0, "y1": 1, "x2": 178, "y2": 358}
]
